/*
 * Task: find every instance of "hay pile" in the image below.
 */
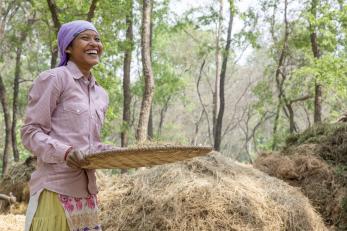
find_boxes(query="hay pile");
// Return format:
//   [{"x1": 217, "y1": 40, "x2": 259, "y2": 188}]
[
  {"x1": 0, "y1": 157, "x2": 35, "y2": 214},
  {"x1": 254, "y1": 123, "x2": 347, "y2": 230},
  {"x1": 98, "y1": 152, "x2": 327, "y2": 231},
  {"x1": 285, "y1": 123, "x2": 347, "y2": 165}
]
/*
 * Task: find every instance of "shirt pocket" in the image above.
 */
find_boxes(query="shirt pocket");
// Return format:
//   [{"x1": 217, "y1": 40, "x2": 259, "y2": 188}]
[
  {"x1": 63, "y1": 103, "x2": 89, "y2": 115},
  {"x1": 60, "y1": 103, "x2": 89, "y2": 133}
]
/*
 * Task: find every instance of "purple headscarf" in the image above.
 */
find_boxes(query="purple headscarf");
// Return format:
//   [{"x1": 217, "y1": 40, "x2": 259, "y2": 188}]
[{"x1": 57, "y1": 20, "x2": 98, "y2": 67}]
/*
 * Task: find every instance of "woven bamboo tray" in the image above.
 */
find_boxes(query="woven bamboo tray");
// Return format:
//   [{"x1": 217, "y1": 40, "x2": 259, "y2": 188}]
[{"x1": 81, "y1": 146, "x2": 213, "y2": 169}]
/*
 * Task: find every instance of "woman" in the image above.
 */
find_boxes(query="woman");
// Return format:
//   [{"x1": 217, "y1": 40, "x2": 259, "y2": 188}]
[{"x1": 22, "y1": 20, "x2": 110, "y2": 231}]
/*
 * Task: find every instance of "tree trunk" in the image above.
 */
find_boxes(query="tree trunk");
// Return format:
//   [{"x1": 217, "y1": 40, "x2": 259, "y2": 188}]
[
  {"x1": 286, "y1": 103, "x2": 295, "y2": 133},
  {"x1": 0, "y1": 74, "x2": 11, "y2": 176},
  {"x1": 213, "y1": 0, "x2": 223, "y2": 139},
  {"x1": 192, "y1": 110, "x2": 204, "y2": 145},
  {"x1": 86, "y1": 0, "x2": 98, "y2": 22},
  {"x1": 0, "y1": 0, "x2": 20, "y2": 176},
  {"x1": 272, "y1": 102, "x2": 281, "y2": 150},
  {"x1": 157, "y1": 96, "x2": 170, "y2": 137},
  {"x1": 136, "y1": 0, "x2": 155, "y2": 143},
  {"x1": 121, "y1": 0, "x2": 133, "y2": 148},
  {"x1": 286, "y1": 95, "x2": 311, "y2": 134},
  {"x1": 214, "y1": 0, "x2": 234, "y2": 151},
  {"x1": 47, "y1": 0, "x2": 61, "y2": 68},
  {"x1": 310, "y1": 0, "x2": 322, "y2": 123},
  {"x1": 314, "y1": 83, "x2": 322, "y2": 122},
  {"x1": 12, "y1": 37, "x2": 24, "y2": 162},
  {"x1": 147, "y1": 0, "x2": 154, "y2": 140},
  {"x1": 271, "y1": 0, "x2": 289, "y2": 150},
  {"x1": 196, "y1": 59, "x2": 213, "y2": 143},
  {"x1": 148, "y1": 108, "x2": 154, "y2": 139}
]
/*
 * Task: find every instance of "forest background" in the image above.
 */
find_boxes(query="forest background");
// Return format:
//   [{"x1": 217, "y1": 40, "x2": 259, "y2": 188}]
[{"x1": 0, "y1": 0, "x2": 346, "y2": 176}]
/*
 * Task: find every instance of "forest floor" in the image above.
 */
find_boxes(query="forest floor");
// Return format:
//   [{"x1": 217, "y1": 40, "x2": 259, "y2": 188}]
[{"x1": 1, "y1": 123, "x2": 347, "y2": 230}]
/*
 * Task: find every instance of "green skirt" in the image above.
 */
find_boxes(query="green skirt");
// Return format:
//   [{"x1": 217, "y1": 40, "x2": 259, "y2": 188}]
[{"x1": 30, "y1": 190, "x2": 70, "y2": 231}]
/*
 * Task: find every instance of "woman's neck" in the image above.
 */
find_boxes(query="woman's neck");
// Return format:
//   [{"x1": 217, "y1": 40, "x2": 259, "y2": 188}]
[{"x1": 71, "y1": 60, "x2": 92, "y2": 80}]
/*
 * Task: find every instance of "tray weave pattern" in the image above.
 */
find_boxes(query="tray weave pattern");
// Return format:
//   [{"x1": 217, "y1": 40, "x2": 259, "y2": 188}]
[{"x1": 82, "y1": 146, "x2": 213, "y2": 169}]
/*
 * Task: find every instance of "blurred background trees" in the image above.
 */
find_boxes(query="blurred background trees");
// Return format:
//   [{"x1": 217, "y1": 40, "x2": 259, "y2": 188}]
[{"x1": 0, "y1": 0, "x2": 346, "y2": 175}]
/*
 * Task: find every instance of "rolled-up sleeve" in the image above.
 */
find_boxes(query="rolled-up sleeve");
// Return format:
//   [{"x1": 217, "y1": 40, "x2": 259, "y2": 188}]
[{"x1": 21, "y1": 71, "x2": 71, "y2": 163}]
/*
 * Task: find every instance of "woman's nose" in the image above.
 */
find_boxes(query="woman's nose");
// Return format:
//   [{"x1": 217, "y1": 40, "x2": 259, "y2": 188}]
[{"x1": 89, "y1": 40, "x2": 98, "y2": 46}]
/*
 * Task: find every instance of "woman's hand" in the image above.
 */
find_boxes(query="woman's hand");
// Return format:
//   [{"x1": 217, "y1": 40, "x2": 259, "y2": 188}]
[{"x1": 65, "y1": 149, "x2": 90, "y2": 169}]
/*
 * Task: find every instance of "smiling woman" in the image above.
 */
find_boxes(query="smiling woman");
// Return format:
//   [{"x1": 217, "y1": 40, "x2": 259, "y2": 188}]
[
  {"x1": 65, "y1": 30, "x2": 103, "y2": 77},
  {"x1": 21, "y1": 20, "x2": 113, "y2": 231}
]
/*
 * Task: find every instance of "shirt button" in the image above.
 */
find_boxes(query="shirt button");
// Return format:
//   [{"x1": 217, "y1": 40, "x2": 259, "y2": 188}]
[{"x1": 77, "y1": 109, "x2": 80, "y2": 113}]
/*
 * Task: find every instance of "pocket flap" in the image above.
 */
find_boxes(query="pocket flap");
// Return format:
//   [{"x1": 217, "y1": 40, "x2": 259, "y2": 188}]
[{"x1": 63, "y1": 103, "x2": 88, "y2": 115}]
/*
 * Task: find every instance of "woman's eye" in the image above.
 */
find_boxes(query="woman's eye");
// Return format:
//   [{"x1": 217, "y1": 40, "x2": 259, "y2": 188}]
[{"x1": 95, "y1": 37, "x2": 101, "y2": 42}]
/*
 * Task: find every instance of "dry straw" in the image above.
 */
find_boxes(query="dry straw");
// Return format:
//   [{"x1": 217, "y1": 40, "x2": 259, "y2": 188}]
[
  {"x1": 255, "y1": 123, "x2": 347, "y2": 229},
  {"x1": 98, "y1": 152, "x2": 327, "y2": 231},
  {"x1": 0, "y1": 214, "x2": 25, "y2": 231},
  {"x1": 255, "y1": 145, "x2": 347, "y2": 228},
  {"x1": 0, "y1": 159, "x2": 35, "y2": 214}
]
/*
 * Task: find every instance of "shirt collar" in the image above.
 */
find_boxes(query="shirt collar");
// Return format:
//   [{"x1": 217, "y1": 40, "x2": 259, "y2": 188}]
[{"x1": 66, "y1": 61, "x2": 97, "y2": 87}]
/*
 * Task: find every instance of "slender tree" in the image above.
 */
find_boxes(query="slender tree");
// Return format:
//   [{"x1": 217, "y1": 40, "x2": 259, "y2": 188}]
[
  {"x1": 147, "y1": 0, "x2": 154, "y2": 140},
  {"x1": 0, "y1": 74, "x2": 11, "y2": 176},
  {"x1": 309, "y1": 0, "x2": 322, "y2": 123},
  {"x1": 157, "y1": 96, "x2": 171, "y2": 137},
  {"x1": 46, "y1": 0, "x2": 61, "y2": 68},
  {"x1": 0, "y1": 1, "x2": 20, "y2": 176},
  {"x1": 213, "y1": 0, "x2": 223, "y2": 140},
  {"x1": 214, "y1": 0, "x2": 234, "y2": 151},
  {"x1": 87, "y1": 0, "x2": 98, "y2": 22},
  {"x1": 12, "y1": 25, "x2": 32, "y2": 162},
  {"x1": 272, "y1": 0, "x2": 289, "y2": 150},
  {"x1": 121, "y1": 0, "x2": 134, "y2": 148},
  {"x1": 136, "y1": 0, "x2": 155, "y2": 143}
]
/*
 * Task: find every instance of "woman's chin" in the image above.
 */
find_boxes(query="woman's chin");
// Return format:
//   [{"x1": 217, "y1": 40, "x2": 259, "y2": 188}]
[{"x1": 86, "y1": 59, "x2": 100, "y2": 67}]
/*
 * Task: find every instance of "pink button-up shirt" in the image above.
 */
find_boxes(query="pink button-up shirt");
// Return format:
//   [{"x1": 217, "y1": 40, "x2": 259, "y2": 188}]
[{"x1": 21, "y1": 61, "x2": 111, "y2": 197}]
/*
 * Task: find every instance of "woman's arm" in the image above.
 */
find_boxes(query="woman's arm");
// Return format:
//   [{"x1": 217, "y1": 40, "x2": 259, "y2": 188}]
[{"x1": 21, "y1": 71, "x2": 72, "y2": 164}]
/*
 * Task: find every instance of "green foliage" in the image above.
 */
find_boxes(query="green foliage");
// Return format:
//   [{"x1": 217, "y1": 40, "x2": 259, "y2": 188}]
[
  {"x1": 153, "y1": 62, "x2": 186, "y2": 105},
  {"x1": 235, "y1": 8, "x2": 261, "y2": 49},
  {"x1": 93, "y1": 64, "x2": 123, "y2": 139},
  {"x1": 2, "y1": 0, "x2": 347, "y2": 168},
  {"x1": 285, "y1": 122, "x2": 347, "y2": 147}
]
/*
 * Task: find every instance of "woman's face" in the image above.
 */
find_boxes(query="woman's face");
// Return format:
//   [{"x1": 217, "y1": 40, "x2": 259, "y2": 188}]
[{"x1": 66, "y1": 30, "x2": 103, "y2": 70}]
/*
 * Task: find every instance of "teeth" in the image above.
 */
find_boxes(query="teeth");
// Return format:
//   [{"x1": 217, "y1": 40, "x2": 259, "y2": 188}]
[{"x1": 86, "y1": 50, "x2": 98, "y2": 54}]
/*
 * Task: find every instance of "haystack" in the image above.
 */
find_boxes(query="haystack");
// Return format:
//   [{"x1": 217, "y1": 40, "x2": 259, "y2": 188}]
[
  {"x1": 254, "y1": 123, "x2": 347, "y2": 230},
  {"x1": 0, "y1": 157, "x2": 35, "y2": 214},
  {"x1": 99, "y1": 152, "x2": 327, "y2": 231}
]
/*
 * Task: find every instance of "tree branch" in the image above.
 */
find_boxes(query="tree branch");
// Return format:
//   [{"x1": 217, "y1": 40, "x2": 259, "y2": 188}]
[
  {"x1": 222, "y1": 79, "x2": 252, "y2": 138},
  {"x1": 86, "y1": 0, "x2": 98, "y2": 21},
  {"x1": 288, "y1": 95, "x2": 311, "y2": 104},
  {"x1": 196, "y1": 58, "x2": 212, "y2": 144},
  {"x1": 46, "y1": 0, "x2": 61, "y2": 31},
  {"x1": 0, "y1": 193, "x2": 16, "y2": 203}
]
